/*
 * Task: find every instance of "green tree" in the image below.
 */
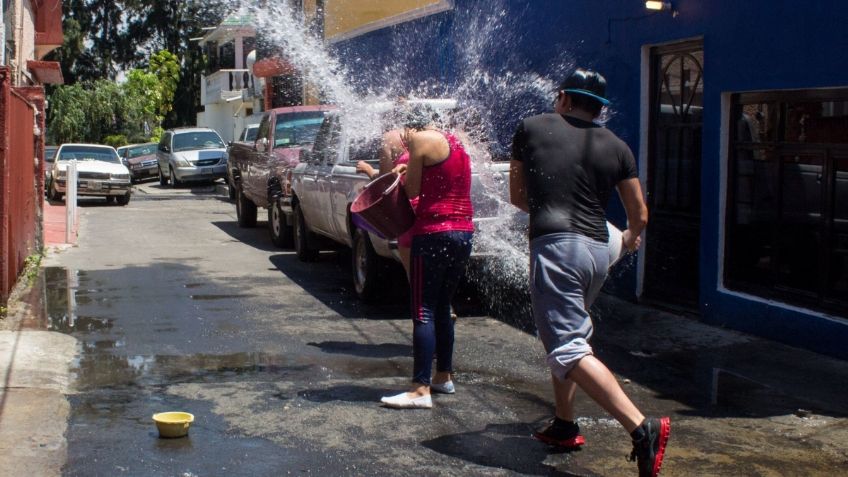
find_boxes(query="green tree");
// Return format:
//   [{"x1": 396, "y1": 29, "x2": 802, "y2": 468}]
[
  {"x1": 46, "y1": 84, "x2": 89, "y2": 143},
  {"x1": 46, "y1": 0, "x2": 228, "y2": 127},
  {"x1": 87, "y1": 79, "x2": 126, "y2": 141},
  {"x1": 48, "y1": 52, "x2": 185, "y2": 145},
  {"x1": 149, "y1": 50, "x2": 181, "y2": 117},
  {"x1": 122, "y1": 70, "x2": 157, "y2": 142}
]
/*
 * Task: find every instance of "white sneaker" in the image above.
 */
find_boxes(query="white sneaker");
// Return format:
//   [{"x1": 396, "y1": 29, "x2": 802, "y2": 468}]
[
  {"x1": 430, "y1": 380, "x2": 455, "y2": 394},
  {"x1": 380, "y1": 392, "x2": 433, "y2": 409}
]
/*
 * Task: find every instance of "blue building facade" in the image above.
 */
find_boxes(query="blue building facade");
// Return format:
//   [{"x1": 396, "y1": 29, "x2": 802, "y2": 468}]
[{"x1": 326, "y1": 0, "x2": 848, "y2": 359}]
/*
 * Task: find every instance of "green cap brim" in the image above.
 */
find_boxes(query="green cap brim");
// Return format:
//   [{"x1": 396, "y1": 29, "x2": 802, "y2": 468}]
[{"x1": 562, "y1": 88, "x2": 611, "y2": 106}]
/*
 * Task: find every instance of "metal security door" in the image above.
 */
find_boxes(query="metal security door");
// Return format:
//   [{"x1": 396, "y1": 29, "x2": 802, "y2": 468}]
[{"x1": 644, "y1": 41, "x2": 703, "y2": 306}]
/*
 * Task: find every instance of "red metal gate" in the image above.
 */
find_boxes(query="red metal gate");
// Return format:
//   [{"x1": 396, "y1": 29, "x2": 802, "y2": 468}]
[{"x1": 0, "y1": 67, "x2": 40, "y2": 303}]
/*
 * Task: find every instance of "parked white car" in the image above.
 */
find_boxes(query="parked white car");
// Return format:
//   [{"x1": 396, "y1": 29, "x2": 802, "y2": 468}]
[
  {"x1": 236, "y1": 123, "x2": 261, "y2": 143},
  {"x1": 48, "y1": 144, "x2": 132, "y2": 205}
]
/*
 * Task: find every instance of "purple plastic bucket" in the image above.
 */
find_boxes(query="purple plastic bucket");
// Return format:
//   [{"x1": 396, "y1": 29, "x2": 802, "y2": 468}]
[
  {"x1": 351, "y1": 173, "x2": 415, "y2": 239},
  {"x1": 351, "y1": 213, "x2": 386, "y2": 239}
]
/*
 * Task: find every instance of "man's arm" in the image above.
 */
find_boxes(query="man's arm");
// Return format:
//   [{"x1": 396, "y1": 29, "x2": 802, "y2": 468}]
[
  {"x1": 509, "y1": 160, "x2": 529, "y2": 213},
  {"x1": 616, "y1": 177, "x2": 648, "y2": 251}
]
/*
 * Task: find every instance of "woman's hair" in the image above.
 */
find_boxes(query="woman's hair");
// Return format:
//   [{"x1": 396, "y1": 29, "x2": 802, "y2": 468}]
[{"x1": 402, "y1": 104, "x2": 434, "y2": 129}]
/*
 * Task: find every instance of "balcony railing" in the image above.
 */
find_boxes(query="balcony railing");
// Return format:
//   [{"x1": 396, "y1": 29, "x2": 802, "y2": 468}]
[{"x1": 203, "y1": 69, "x2": 255, "y2": 105}]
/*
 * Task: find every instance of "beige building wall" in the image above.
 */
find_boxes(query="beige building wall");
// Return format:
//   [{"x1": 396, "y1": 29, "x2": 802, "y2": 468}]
[
  {"x1": 324, "y1": 0, "x2": 452, "y2": 43},
  {"x1": 5, "y1": 0, "x2": 37, "y2": 85}
]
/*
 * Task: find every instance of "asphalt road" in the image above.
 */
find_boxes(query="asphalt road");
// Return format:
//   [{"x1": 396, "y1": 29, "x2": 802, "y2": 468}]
[{"x1": 32, "y1": 179, "x2": 848, "y2": 476}]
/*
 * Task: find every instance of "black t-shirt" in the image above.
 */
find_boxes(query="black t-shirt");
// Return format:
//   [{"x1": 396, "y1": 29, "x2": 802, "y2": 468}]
[{"x1": 512, "y1": 113, "x2": 637, "y2": 242}]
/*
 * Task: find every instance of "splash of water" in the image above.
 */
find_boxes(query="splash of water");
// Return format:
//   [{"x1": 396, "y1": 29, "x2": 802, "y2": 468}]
[{"x1": 235, "y1": 0, "x2": 616, "y2": 319}]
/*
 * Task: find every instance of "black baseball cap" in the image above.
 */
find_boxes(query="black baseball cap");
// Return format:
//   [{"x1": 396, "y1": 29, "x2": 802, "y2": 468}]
[{"x1": 558, "y1": 68, "x2": 610, "y2": 106}]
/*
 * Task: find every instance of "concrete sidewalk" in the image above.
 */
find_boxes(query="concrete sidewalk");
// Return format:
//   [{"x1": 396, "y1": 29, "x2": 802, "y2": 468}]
[
  {"x1": 43, "y1": 198, "x2": 77, "y2": 246},
  {"x1": 0, "y1": 274, "x2": 77, "y2": 477},
  {"x1": 0, "y1": 198, "x2": 80, "y2": 476}
]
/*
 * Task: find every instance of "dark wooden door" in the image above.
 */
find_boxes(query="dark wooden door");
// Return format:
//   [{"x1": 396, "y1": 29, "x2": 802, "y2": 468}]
[{"x1": 644, "y1": 41, "x2": 704, "y2": 306}]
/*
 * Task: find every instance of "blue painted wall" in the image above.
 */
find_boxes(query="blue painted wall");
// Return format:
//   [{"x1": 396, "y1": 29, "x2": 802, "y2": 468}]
[{"x1": 332, "y1": 0, "x2": 848, "y2": 359}]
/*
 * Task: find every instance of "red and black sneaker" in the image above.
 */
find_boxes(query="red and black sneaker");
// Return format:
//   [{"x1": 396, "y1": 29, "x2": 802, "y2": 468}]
[
  {"x1": 533, "y1": 418, "x2": 586, "y2": 449},
  {"x1": 629, "y1": 417, "x2": 671, "y2": 477}
]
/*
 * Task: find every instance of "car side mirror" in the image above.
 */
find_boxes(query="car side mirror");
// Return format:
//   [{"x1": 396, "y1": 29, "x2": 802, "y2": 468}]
[{"x1": 161, "y1": 145, "x2": 170, "y2": 153}]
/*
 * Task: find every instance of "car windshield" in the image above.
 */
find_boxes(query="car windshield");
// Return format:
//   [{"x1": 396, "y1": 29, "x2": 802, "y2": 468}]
[
  {"x1": 128, "y1": 144, "x2": 157, "y2": 158},
  {"x1": 173, "y1": 131, "x2": 225, "y2": 151},
  {"x1": 58, "y1": 146, "x2": 121, "y2": 164},
  {"x1": 244, "y1": 127, "x2": 259, "y2": 142},
  {"x1": 45, "y1": 147, "x2": 58, "y2": 162},
  {"x1": 274, "y1": 112, "x2": 326, "y2": 148}
]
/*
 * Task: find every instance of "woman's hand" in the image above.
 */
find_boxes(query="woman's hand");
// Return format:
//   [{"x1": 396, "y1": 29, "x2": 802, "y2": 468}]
[
  {"x1": 392, "y1": 163, "x2": 408, "y2": 175},
  {"x1": 356, "y1": 161, "x2": 376, "y2": 178}
]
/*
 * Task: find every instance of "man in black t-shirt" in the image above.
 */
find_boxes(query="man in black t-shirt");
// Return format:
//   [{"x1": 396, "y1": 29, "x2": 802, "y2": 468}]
[{"x1": 510, "y1": 68, "x2": 670, "y2": 477}]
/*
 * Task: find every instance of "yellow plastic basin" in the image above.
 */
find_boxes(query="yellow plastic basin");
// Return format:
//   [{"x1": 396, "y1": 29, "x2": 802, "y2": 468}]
[{"x1": 152, "y1": 412, "x2": 194, "y2": 438}]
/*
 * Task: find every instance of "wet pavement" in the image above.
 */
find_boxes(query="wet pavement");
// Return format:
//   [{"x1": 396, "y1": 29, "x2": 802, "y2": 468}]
[{"x1": 11, "y1": 180, "x2": 848, "y2": 475}]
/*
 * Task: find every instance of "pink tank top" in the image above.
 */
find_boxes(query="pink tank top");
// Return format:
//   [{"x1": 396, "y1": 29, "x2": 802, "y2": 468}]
[{"x1": 408, "y1": 132, "x2": 474, "y2": 237}]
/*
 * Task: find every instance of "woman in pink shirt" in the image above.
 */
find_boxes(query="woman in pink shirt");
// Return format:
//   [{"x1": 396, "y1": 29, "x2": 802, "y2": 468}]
[{"x1": 380, "y1": 105, "x2": 474, "y2": 409}]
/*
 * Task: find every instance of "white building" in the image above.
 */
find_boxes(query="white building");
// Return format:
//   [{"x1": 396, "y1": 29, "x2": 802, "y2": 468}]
[{"x1": 196, "y1": 15, "x2": 263, "y2": 143}]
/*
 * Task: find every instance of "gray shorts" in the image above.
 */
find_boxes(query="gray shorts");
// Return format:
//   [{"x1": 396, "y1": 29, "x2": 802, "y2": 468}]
[{"x1": 529, "y1": 232, "x2": 610, "y2": 379}]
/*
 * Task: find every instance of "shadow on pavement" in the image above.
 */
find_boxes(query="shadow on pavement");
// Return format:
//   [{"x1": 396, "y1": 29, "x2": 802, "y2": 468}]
[
  {"x1": 268, "y1": 252, "x2": 408, "y2": 319},
  {"x1": 421, "y1": 423, "x2": 594, "y2": 477},
  {"x1": 307, "y1": 340, "x2": 411, "y2": 358},
  {"x1": 588, "y1": 296, "x2": 848, "y2": 419},
  {"x1": 297, "y1": 384, "x2": 389, "y2": 403},
  {"x1": 211, "y1": 220, "x2": 282, "y2": 252}
]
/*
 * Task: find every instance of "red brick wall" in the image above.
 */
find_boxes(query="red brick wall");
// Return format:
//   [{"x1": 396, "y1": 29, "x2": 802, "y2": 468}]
[{"x1": 0, "y1": 67, "x2": 41, "y2": 303}]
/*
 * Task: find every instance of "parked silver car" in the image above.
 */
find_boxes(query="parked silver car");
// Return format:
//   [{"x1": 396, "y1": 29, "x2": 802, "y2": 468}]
[{"x1": 156, "y1": 128, "x2": 227, "y2": 187}]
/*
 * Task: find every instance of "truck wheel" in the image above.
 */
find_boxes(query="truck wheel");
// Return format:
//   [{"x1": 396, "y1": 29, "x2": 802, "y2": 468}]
[
  {"x1": 352, "y1": 228, "x2": 387, "y2": 302},
  {"x1": 227, "y1": 175, "x2": 236, "y2": 201},
  {"x1": 48, "y1": 181, "x2": 63, "y2": 201},
  {"x1": 294, "y1": 204, "x2": 319, "y2": 262},
  {"x1": 116, "y1": 193, "x2": 130, "y2": 206},
  {"x1": 105, "y1": 196, "x2": 116, "y2": 204},
  {"x1": 236, "y1": 185, "x2": 257, "y2": 227},
  {"x1": 158, "y1": 166, "x2": 169, "y2": 186},
  {"x1": 268, "y1": 200, "x2": 293, "y2": 248}
]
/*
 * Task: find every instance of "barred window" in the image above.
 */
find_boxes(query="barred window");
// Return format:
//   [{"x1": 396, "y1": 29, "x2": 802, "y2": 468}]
[{"x1": 726, "y1": 89, "x2": 848, "y2": 316}]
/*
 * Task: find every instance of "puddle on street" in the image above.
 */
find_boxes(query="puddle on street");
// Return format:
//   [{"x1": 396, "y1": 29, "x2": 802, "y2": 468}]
[
  {"x1": 33, "y1": 266, "x2": 848, "y2": 422},
  {"x1": 49, "y1": 314, "x2": 113, "y2": 333},
  {"x1": 189, "y1": 294, "x2": 254, "y2": 300},
  {"x1": 36, "y1": 267, "x2": 407, "y2": 392},
  {"x1": 595, "y1": 337, "x2": 848, "y2": 418},
  {"x1": 72, "y1": 351, "x2": 313, "y2": 390},
  {"x1": 22, "y1": 247, "x2": 848, "y2": 476}
]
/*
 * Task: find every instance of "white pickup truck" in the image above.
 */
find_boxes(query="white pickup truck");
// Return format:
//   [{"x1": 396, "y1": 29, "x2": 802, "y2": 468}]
[{"x1": 289, "y1": 100, "x2": 512, "y2": 301}]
